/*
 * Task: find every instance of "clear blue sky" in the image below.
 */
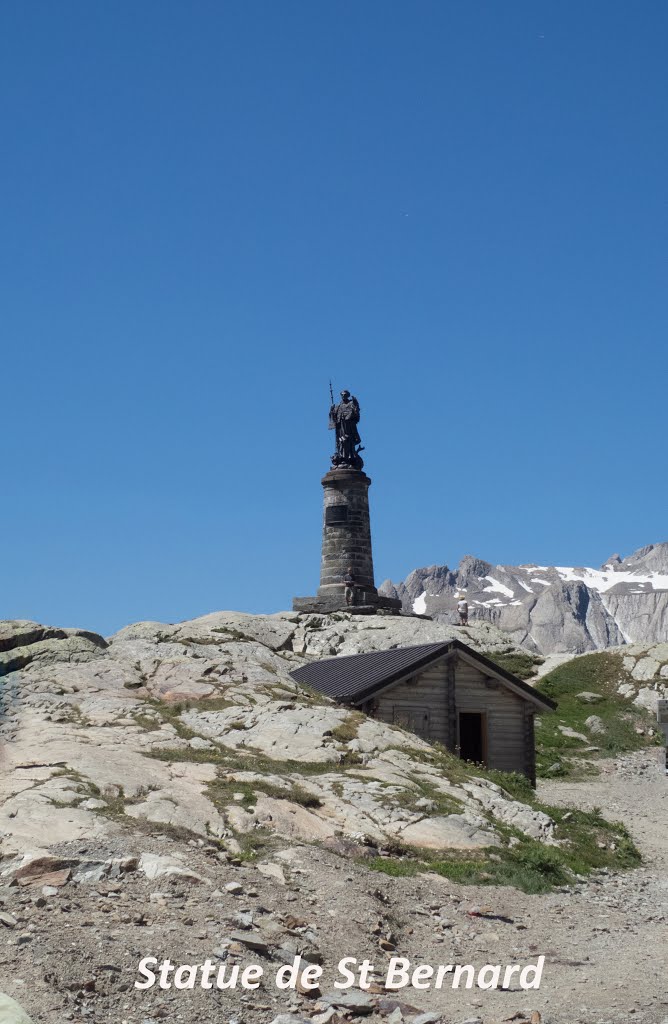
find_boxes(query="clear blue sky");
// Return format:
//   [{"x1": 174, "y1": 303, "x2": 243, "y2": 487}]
[{"x1": 2, "y1": 1, "x2": 667, "y2": 635}]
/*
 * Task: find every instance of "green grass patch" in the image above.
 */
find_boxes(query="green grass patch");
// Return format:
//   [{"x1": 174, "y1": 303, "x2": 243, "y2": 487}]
[
  {"x1": 534, "y1": 651, "x2": 661, "y2": 778},
  {"x1": 288, "y1": 682, "x2": 332, "y2": 707},
  {"x1": 330, "y1": 711, "x2": 365, "y2": 744},
  {"x1": 82, "y1": 781, "x2": 129, "y2": 818},
  {"x1": 364, "y1": 796, "x2": 640, "y2": 894},
  {"x1": 481, "y1": 650, "x2": 545, "y2": 680},
  {"x1": 131, "y1": 712, "x2": 162, "y2": 732},
  {"x1": 362, "y1": 754, "x2": 641, "y2": 894},
  {"x1": 365, "y1": 856, "x2": 421, "y2": 877},
  {"x1": 206, "y1": 775, "x2": 323, "y2": 813},
  {"x1": 375, "y1": 775, "x2": 465, "y2": 817},
  {"x1": 158, "y1": 696, "x2": 238, "y2": 717},
  {"x1": 483, "y1": 769, "x2": 535, "y2": 803},
  {"x1": 211, "y1": 626, "x2": 249, "y2": 641},
  {"x1": 145, "y1": 742, "x2": 361, "y2": 775},
  {"x1": 136, "y1": 696, "x2": 238, "y2": 742},
  {"x1": 232, "y1": 827, "x2": 276, "y2": 862},
  {"x1": 397, "y1": 741, "x2": 483, "y2": 786}
]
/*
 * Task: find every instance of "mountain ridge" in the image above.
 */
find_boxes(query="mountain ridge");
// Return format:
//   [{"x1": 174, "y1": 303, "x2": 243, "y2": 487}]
[{"x1": 379, "y1": 541, "x2": 668, "y2": 655}]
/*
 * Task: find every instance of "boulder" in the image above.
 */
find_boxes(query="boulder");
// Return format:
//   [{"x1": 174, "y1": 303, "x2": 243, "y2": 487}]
[
  {"x1": 576, "y1": 691, "x2": 604, "y2": 704},
  {"x1": 631, "y1": 658, "x2": 661, "y2": 682},
  {"x1": 398, "y1": 814, "x2": 497, "y2": 850},
  {"x1": 253, "y1": 796, "x2": 337, "y2": 842},
  {"x1": 558, "y1": 726, "x2": 589, "y2": 741},
  {"x1": 138, "y1": 853, "x2": 208, "y2": 883},
  {"x1": 0, "y1": 993, "x2": 35, "y2": 1024}
]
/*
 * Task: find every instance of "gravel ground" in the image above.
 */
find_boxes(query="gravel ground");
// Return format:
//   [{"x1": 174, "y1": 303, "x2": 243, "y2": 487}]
[{"x1": 0, "y1": 750, "x2": 666, "y2": 1024}]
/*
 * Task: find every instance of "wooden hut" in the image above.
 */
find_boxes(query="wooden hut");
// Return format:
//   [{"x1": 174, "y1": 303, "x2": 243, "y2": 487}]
[{"x1": 291, "y1": 639, "x2": 555, "y2": 785}]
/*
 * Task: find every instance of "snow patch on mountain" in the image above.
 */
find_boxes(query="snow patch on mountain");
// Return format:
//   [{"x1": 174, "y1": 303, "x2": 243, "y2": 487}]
[
  {"x1": 483, "y1": 576, "x2": 515, "y2": 599},
  {"x1": 554, "y1": 566, "x2": 668, "y2": 593},
  {"x1": 600, "y1": 593, "x2": 633, "y2": 645},
  {"x1": 380, "y1": 542, "x2": 668, "y2": 655}
]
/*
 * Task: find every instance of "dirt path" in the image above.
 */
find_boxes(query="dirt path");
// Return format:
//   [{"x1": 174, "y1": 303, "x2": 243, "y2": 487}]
[
  {"x1": 538, "y1": 749, "x2": 668, "y2": 874},
  {"x1": 532, "y1": 749, "x2": 668, "y2": 1024}
]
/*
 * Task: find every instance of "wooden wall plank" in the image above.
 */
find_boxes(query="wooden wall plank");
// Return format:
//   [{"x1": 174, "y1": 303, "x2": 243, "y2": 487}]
[{"x1": 371, "y1": 652, "x2": 534, "y2": 779}]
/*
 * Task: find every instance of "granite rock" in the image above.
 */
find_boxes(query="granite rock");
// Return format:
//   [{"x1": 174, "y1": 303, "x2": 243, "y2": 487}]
[{"x1": 0, "y1": 612, "x2": 556, "y2": 864}]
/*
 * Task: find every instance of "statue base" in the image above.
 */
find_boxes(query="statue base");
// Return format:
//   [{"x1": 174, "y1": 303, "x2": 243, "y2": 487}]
[
  {"x1": 293, "y1": 453, "x2": 411, "y2": 618},
  {"x1": 292, "y1": 593, "x2": 404, "y2": 616}
]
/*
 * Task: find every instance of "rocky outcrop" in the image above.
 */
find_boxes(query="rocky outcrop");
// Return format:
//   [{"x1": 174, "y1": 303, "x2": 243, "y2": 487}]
[
  {"x1": 0, "y1": 612, "x2": 554, "y2": 868},
  {"x1": 380, "y1": 541, "x2": 668, "y2": 654},
  {"x1": 0, "y1": 992, "x2": 34, "y2": 1024},
  {"x1": 616, "y1": 641, "x2": 668, "y2": 713}
]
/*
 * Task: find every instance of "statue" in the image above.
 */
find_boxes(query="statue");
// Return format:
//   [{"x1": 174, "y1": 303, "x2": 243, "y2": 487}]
[{"x1": 329, "y1": 388, "x2": 364, "y2": 470}]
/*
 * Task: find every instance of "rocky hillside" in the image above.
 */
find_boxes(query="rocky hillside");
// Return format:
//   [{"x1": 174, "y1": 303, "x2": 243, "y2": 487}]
[
  {"x1": 0, "y1": 612, "x2": 656, "y2": 1024},
  {"x1": 532, "y1": 648, "x2": 665, "y2": 780},
  {"x1": 380, "y1": 542, "x2": 668, "y2": 655},
  {"x1": 0, "y1": 612, "x2": 555, "y2": 868}
]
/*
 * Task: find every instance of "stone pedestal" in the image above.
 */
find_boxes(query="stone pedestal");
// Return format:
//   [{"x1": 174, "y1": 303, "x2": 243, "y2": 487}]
[
  {"x1": 319, "y1": 468, "x2": 375, "y2": 594},
  {"x1": 293, "y1": 467, "x2": 402, "y2": 615}
]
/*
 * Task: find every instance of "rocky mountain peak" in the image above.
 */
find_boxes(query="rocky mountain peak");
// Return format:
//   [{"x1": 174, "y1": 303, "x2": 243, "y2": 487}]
[
  {"x1": 457, "y1": 555, "x2": 494, "y2": 586},
  {"x1": 618, "y1": 541, "x2": 668, "y2": 573},
  {"x1": 385, "y1": 541, "x2": 668, "y2": 655}
]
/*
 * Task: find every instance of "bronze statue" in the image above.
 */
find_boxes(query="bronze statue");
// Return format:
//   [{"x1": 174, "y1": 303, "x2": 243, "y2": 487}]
[{"x1": 329, "y1": 388, "x2": 364, "y2": 470}]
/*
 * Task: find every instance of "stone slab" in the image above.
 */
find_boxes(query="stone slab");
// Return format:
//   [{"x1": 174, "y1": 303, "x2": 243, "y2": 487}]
[{"x1": 292, "y1": 596, "x2": 403, "y2": 615}]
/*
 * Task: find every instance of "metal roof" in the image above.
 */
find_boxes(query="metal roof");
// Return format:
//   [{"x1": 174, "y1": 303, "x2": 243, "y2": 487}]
[{"x1": 290, "y1": 639, "x2": 556, "y2": 711}]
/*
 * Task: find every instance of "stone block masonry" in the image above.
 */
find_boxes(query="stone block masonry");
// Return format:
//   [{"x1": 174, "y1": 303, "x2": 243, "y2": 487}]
[
  {"x1": 292, "y1": 466, "x2": 402, "y2": 614},
  {"x1": 319, "y1": 468, "x2": 375, "y2": 593}
]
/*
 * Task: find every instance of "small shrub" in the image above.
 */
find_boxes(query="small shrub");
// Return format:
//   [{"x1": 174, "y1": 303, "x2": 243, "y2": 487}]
[
  {"x1": 331, "y1": 712, "x2": 365, "y2": 744},
  {"x1": 365, "y1": 857, "x2": 420, "y2": 877},
  {"x1": 481, "y1": 650, "x2": 544, "y2": 680},
  {"x1": 484, "y1": 769, "x2": 535, "y2": 803}
]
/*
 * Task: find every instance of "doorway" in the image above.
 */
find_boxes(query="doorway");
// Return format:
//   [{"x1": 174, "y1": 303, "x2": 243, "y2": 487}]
[{"x1": 458, "y1": 712, "x2": 486, "y2": 765}]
